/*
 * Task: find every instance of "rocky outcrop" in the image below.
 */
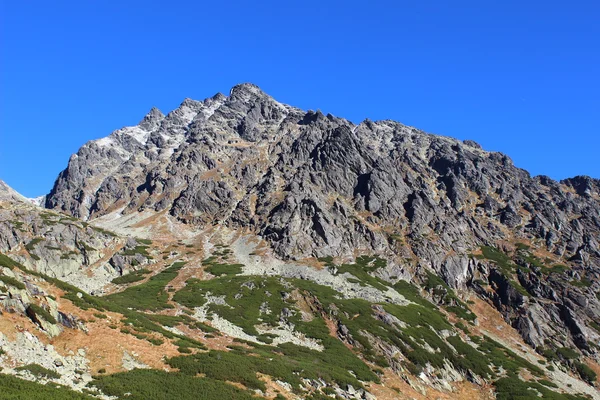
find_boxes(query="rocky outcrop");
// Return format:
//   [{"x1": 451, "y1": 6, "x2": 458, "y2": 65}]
[
  {"x1": 0, "y1": 190, "x2": 146, "y2": 293},
  {"x1": 41, "y1": 84, "x2": 600, "y2": 359}
]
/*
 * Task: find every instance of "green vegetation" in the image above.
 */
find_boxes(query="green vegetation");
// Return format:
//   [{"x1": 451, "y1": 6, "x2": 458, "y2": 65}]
[
  {"x1": 202, "y1": 257, "x2": 243, "y2": 277},
  {"x1": 90, "y1": 226, "x2": 117, "y2": 237},
  {"x1": 494, "y1": 376, "x2": 587, "y2": 400},
  {"x1": 9, "y1": 220, "x2": 24, "y2": 230},
  {"x1": 122, "y1": 240, "x2": 152, "y2": 258},
  {"x1": 15, "y1": 364, "x2": 60, "y2": 380},
  {"x1": 111, "y1": 269, "x2": 150, "y2": 285},
  {"x1": 478, "y1": 337, "x2": 544, "y2": 376},
  {"x1": 105, "y1": 262, "x2": 185, "y2": 311},
  {"x1": 175, "y1": 275, "x2": 289, "y2": 336},
  {"x1": 26, "y1": 303, "x2": 57, "y2": 324},
  {"x1": 0, "y1": 373, "x2": 94, "y2": 399},
  {"x1": 423, "y1": 271, "x2": 476, "y2": 321},
  {"x1": 447, "y1": 335, "x2": 493, "y2": 377},
  {"x1": 556, "y1": 347, "x2": 579, "y2": 360},
  {"x1": 538, "y1": 379, "x2": 559, "y2": 388},
  {"x1": 574, "y1": 361, "x2": 597, "y2": 384},
  {"x1": 79, "y1": 242, "x2": 96, "y2": 252},
  {"x1": 478, "y1": 246, "x2": 531, "y2": 297},
  {"x1": 144, "y1": 313, "x2": 191, "y2": 327},
  {"x1": 0, "y1": 274, "x2": 25, "y2": 290},
  {"x1": 0, "y1": 253, "x2": 204, "y2": 352},
  {"x1": 333, "y1": 255, "x2": 389, "y2": 291},
  {"x1": 90, "y1": 369, "x2": 255, "y2": 400},
  {"x1": 168, "y1": 342, "x2": 377, "y2": 392},
  {"x1": 393, "y1": 280, "x2": 435, "y2": 308},
  {"x1": 541, "y1": 265, "x2": 569, "y2": 275},
  {"x1": 0, "y1": 253, "x2": 22, "y2": 269},
  {"x1": 480, "y1": 246, "x2": 516, "y2": 273},
  {"x1": 570, "y1": 277, "x2": 592, "y2": 288},
  {"x1": 0, "y1": 252, "x2": 582, "y2": 399},
  {"x1": 25, "y1": 238, "x2": 44, "y2": 252}
]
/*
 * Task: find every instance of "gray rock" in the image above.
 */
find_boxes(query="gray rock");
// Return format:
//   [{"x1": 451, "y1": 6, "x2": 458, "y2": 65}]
[{"x1": 38, "y1": 83, "x2": 600, "y2": 357}]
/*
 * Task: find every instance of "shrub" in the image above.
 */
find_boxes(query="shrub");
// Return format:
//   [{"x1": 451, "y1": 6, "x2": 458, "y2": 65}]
[
  {"x1": 111, "y1": 269, "x2": 150, "y2": 285},
  {"x1": 0, "y1": 372, "x2": 92, "y2": 399},
  {"x1": 90, "y1": 369, "x2": 255, "y2": 400},
  {"x1": 556, "y1": 347, "x2": 579, "y2": 360},
  {"x1": 106, "y1": 262, "x2": 185, "y2": 311},
  {"x1": 574, "y1": 361, "x2": 597, "y2": 384},
  {"x1": 26, "y1": 303, "x2": 57, "y2": 324},
  {"x1": 15, "y1": 364, "x2": 60, "y2": 380},
  {"x1": 0, "y1": 275, "x2": 25, "y2": 290}
]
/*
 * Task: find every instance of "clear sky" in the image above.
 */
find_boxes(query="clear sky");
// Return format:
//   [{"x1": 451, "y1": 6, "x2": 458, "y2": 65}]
[{"x1": 1, "y1": 1, "x2": 598, "y2": 197}]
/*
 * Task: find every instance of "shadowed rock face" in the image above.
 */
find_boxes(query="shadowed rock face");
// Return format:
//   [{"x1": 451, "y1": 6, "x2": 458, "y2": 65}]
[{"x1": 44, "y1": 83, "x2": 600, "y2": 355}]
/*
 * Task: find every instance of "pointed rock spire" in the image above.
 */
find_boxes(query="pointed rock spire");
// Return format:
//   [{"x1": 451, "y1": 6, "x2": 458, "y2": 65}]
[{"x1": 138, "y1": 107, "x2": 165, "y2": 131}]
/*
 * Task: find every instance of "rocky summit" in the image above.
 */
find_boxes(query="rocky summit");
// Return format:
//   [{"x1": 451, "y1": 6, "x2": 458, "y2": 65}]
[{"x1": 1, "y1": 84, "x2": 599, "y2": 399}]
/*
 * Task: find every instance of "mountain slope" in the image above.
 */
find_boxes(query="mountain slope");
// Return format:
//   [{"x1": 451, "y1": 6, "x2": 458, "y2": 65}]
[
  {"x1": 45, "y1": 84, "x2": 600, "y2": 354},
  {"x1": 0, "y1": 85, "x2": 598, "y2": 399}
]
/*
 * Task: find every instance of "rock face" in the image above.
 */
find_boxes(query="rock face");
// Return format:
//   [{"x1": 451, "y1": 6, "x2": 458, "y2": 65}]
[
  {"x1": 43, "y1": 84, "x2": 600, "y2": 356},
  {"x1": 0, "y1": 185, "x2": 149, "y2": 293}
]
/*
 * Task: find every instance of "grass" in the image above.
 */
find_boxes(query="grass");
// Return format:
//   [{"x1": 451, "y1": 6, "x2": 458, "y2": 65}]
[
  {"x1": 570, "y1": 277, "x2": 592, "y2": 288},
  {"x1": 478, "y1": 246, "x2": 532, "y2": 297},
  {"x1": 393, "y1": 280, "x2": 435, "y2": 308},
  {"x1": 9, "y1": 220, "x2": 24, "y2": 230},
  {"x1": 447, "y1": 335, "x2": 493, "y2": 377},
  {"x1": 0, "y1": 253, "x2": 205, "y2": 351},
  {"x1": 0, "y1": 253, "x2": 22, "y2": 269},
  {"x1": 541, "y1": 265, "x2": 569, "y2": 275},
  {"x1": 589, "y1": 320, "x2": 600, "y2": 333},
  {"x1": 538, "y1": 379, "x2": 559, "y2": 388}
]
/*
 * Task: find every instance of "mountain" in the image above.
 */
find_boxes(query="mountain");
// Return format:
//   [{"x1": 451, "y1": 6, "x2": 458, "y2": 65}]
[{"x1": 0, "y1": 84, "x2": 599, "y2": 399}]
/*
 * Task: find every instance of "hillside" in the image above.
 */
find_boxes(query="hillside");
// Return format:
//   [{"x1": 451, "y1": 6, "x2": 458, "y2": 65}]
[{"x1": 0, "y1": 84, "x2": 599, "y2": 399}]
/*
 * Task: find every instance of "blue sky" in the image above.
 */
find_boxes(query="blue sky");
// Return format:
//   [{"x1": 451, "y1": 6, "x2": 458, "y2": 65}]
[{"x1": 1, "y1": 1, "x2": 598, "y2": 197}]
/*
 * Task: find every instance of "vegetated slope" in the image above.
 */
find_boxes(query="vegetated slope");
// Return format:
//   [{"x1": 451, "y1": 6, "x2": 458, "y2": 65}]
[
  {"x1": 1, "y1": 242, "x2": 596, "y2": 400},
  {"x1": 0, "y1": 85, "x2": 598, "y2": 398}
]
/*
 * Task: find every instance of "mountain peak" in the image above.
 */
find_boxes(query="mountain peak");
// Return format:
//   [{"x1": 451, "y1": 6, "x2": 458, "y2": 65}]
[
  {"x1": 228, "y1": 83, "x2": 267, "y2": 103},
  {"x1": 138, "y1": 106, "x2": 165, "y2": 130}
]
